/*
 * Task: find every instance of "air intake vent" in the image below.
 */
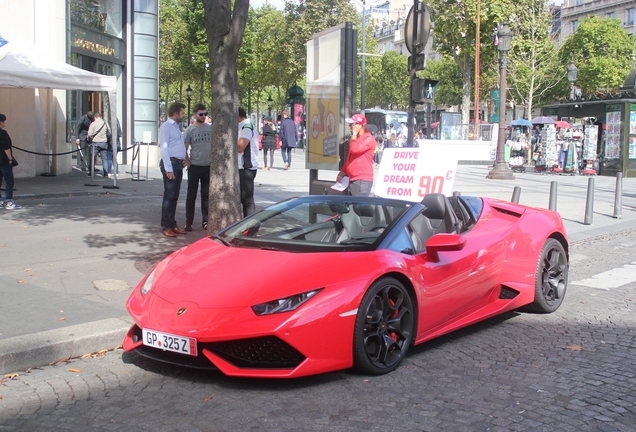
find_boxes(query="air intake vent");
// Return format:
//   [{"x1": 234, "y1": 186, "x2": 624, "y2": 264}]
[
  {"x1": 207, "y1": 336, "x2": 306, "y2": 369},
  {"x1": 492, "y1": 206, "x2": 523, "y2": 218},
  {"x1": 499, "y1": 285, "x2": 520, "y2": 299}
]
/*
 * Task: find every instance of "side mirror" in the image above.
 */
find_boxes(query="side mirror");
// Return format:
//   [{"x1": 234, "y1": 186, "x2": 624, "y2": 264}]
[{"x1": 425, "y1": 234, "x2": 466, "y2": 262}]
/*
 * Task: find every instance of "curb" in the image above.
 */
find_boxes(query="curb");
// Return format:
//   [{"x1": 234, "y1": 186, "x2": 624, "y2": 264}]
[{"x1": 0, "y1": 317, "x2": 133, "y2": 375}]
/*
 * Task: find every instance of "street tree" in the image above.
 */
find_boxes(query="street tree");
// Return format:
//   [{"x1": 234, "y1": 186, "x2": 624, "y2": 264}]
[
  {"x1": 283, "y1": 0, "x2": 358, "y2": 84},
  {"x1": 158, "y1": 0, "x2": 192, "y2": 102},
  {"x1": 507, "y1": 0, "x2": 564, "y2": 120},
  {"x1": 425, "y1": 0, "x2": 513, "y2": 129},
  {"x1": 421, "y1": 56, "x2": 463, "y2": 107},
  {"x1": 365, "y1": 51, "x2": 410, "y2": 108},
  {"x1": 201, "y1": 0, "x2": 250, "y2": 231},
  {"x1": 560, "y1": 16, "x2": 634, "y2": 95},
  {"x1": 238, "y1": 5, "x2": 286, "y2": 117}
]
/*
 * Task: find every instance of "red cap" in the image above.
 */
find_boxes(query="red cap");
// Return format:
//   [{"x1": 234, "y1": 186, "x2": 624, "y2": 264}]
[{"x1": 345, "y1": 113, "x2": 367, "y2": 126}]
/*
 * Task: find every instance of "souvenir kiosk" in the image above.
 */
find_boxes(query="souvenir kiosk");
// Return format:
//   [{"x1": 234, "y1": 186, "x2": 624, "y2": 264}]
[{"x1": 541, "y1": 67, "x2": 636, "y2": 178}]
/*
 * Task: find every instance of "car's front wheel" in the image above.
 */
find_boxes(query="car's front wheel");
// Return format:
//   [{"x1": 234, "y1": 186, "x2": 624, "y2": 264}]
[
  {"x1": 524, "y1": 238, "x2": 568, "y2": 313},
  {"x1": 353, "y1": 277, "x2": 414, "y2": 374}
]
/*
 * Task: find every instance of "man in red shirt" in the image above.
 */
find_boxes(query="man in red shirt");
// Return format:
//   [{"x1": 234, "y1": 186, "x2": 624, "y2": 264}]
[{"x1": 337, "y1": 113, "x2": 375, "y2": 196}]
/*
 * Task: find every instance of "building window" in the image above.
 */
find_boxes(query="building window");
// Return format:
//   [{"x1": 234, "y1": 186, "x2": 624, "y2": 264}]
[
  {"x1": 606, "y1": 12, "x2": 615, "y2": 19},
  {"x1": 572, "y1": 20, "x2": 578, "y2": 33},
  {"x1": 627, "y1": 8, "x2": 634, "y2": 26},
  {"x1": 576, "y1": 0, "x2": 582, "y2": 5}
]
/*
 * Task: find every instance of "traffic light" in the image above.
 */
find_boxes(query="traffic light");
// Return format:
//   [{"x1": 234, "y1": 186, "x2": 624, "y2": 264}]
[{"x1": 411, "y1": 78, "x2": 439, "y2": 103}]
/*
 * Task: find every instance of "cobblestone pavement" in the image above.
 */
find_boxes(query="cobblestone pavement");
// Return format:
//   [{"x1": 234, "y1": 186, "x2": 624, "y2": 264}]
[{"x1": 1, "y1": 231, "x2": 635, "y2": 431}]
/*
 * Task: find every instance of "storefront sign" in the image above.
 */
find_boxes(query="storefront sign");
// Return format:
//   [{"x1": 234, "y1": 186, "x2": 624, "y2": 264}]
[{"x1": 375, "y1": 147, "x2": 458, "y2": 201}]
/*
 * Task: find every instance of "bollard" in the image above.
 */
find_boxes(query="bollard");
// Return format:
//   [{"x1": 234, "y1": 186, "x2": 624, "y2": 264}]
[
  {"x1": 584, "y1": 177, "x2": 595, "y2": 225},
  {"x1": 613, "y1": 172, "x2": 623, "y2": 219},
  {"x1": 549, "y1": 181, "x2": 557, "y2": 211},
  {"x1": 511, "y1": 186, "x2": 521, "y2": 203}
]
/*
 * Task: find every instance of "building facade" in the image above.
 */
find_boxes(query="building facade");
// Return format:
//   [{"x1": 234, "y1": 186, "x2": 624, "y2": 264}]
[
  {"x1": 560, "y1": 0, "x2": 635, "y2": 42},
  {"x1": 0, "y1": 0, "x2": 159, "y2": 177}
]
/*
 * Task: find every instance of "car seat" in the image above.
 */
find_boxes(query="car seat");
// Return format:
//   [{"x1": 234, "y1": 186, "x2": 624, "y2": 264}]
[
  {"x1": 337, "y1": 204, "x2": 387, "y2": 242},
  {"x1": 421, "y1": 193, "x2": 459, "y2": 235}
]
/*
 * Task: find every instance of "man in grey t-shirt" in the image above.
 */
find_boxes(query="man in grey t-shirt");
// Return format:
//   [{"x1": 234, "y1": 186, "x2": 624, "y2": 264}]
[{"x1": 184, "y1": 103, "x2": 212, "y2": 231}]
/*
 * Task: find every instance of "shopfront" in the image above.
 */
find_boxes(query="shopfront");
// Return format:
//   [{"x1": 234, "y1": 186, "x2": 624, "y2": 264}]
[{"x1": 542, "y1": 95, "x2": 636, "y2": 178}]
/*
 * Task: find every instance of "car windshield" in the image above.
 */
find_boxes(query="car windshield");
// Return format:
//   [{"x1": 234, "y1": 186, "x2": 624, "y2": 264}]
[{"x1": 218, "y1": 196, "x2": 411, "y2": 253}]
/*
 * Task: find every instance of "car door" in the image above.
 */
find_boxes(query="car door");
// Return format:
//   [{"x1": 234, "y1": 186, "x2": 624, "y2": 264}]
[{"x1": 404, "y1": 213, "x2": 505, "y2": 333}]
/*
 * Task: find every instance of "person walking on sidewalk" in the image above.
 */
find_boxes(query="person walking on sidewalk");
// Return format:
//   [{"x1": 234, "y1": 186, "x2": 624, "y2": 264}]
[
  {"x1": 0, "y1": 113, "x2": 22, "y2": 209},
  {"x1": 86, "y1": 112, "x2": 111, "y2": 177},
  {"x1": 75, "y1": 111, "x2": 94, "y2": 171},
  {"x1": 279, "y1": 111, "x2": 297, "y2": 169},
  {"x1": 337, "y1": 113, "x2": 375, "y2": 196},
  {"x1": 184, "y1": 103, "x2": 212, "y2": 232},
  {"x1": 159, "y1": 102, "x2": 188, "y2": 237},
  {"x1": 238, "y1": 107, "x2": 259, "y2": 217},
  {"x1": 261, "y1": 118, "x2": 277, "y2": 170}
]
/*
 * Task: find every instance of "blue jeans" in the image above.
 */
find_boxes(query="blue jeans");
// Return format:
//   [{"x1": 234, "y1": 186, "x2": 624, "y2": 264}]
[
  {"x1": 160, "y1": 159, "x2": 184, "y2": 230},
  {"x1": 281, "y1": 148, "x2": 292, "y2": 167},
  {"x1": 0, "y1": 163, "x2": 14, "y2": 200},
  {"x1": 102, "y1": 150, "x2": 113, "y2": 174}
]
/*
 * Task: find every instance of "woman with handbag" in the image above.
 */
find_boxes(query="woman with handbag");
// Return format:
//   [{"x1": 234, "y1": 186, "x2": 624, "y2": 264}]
[
  {"x1": 261, "y1": 118, "x2": 277, "y2": 170},
  {"x1": 0, "y1": 113, "x2": 22, "y2": 210}
]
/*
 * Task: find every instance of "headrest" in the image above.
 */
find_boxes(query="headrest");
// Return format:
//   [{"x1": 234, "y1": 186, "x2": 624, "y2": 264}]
[
  {"x1": 353, "y1": 204, "x2": 375, "y2": 217},
  {"x1": 422, "y1": 193, "x2": 446, "y2": 219},
  {"x1": 329, "y1": 203, "x2": 350, "y2": 214}
]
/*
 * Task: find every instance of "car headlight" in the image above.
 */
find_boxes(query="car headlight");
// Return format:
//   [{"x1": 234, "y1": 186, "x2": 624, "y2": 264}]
[
  {"x1": 140, "y1": 269, "x2": 156, "y2": 296},
  {"x1": 251, "y1": 289, "x2": 323, "y2": 316}
]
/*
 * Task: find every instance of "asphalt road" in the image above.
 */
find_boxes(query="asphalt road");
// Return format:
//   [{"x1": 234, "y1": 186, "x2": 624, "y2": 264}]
[{"x1": 1, "y1": 229, "x2": 635, "y2": 431}]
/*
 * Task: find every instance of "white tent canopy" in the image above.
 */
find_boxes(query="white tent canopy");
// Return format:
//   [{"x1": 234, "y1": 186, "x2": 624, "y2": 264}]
[
  {"x1": 0, "y1": 39, "x2": 118, "y2": 181},
  {"x1": 0, "y1": 40, "x2": 116, "y2": 91}
]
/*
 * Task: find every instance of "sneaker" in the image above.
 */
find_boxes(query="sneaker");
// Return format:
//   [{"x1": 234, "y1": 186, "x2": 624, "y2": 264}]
[
  {"x1": 4, "y1": 201, "x2": 22, "y2": 210},
  {"x1": 202, "y1": 221, "x2": 208, "y2": 230},
  {"x1": 284, "y1": 163, "x2": 289, "y2": 170},
  {"x1": 0, "y1": 201, "x2": 5, "y2": 208}
]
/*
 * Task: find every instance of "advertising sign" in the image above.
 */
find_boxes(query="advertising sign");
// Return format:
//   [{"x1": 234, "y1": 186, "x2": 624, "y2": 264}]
[
  {"x1": 375, "y1": 146, "x2": 458, "y2": 202},
  {"x1": 306, "y1": 23, "x2": 356, "y2": 170}
]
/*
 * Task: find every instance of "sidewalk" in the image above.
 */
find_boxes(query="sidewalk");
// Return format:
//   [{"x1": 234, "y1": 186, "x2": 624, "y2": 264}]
[{"x1": 1, "y1": 153, "x2": 635, "y2": 374}]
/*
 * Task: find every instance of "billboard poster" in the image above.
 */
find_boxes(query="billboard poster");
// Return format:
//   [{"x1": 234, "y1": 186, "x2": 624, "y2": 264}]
[{"x1": 374, "y1": 147, "x2": 458, "y2": 201}]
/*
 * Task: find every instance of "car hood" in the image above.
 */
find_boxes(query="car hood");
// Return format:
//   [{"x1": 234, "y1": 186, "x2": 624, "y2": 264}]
[{"x1": 149, "y1": 237, "x2": 372, "y2": 309}]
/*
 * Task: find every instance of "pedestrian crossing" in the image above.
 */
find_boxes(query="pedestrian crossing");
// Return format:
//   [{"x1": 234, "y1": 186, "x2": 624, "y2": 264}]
[{"x1": 571, "y1": 261, "x2": 636, "y2": 290}]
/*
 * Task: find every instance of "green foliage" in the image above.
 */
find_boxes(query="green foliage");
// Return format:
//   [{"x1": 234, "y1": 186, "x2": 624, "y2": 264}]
[
  {"x1": 420, "y1": 56, "x2": 462, "y2": 106},
  {"x1": 424, "y1": 0, "x2": 515, "y2": 123},
  {"x1": 507, "y1": 0, "x2": 565, "y2": 116},
  {"x1": 560, "y1": 16, "x2": 635, "y2": 94},
  {"x1": 365, "y1": 51, "x2": 410, "y2": 108},
  {"x1": 283, "y1": 0, "x2": 358, "y2": 84}
]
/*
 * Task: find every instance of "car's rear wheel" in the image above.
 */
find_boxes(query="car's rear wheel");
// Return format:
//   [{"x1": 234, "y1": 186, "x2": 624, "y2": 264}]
[
  {"x1": 524, "y1": 238, "x2": 568, "y2": 313},
  {"x1": 353, "y1": 277, "x2": 414, "y2": 374}
]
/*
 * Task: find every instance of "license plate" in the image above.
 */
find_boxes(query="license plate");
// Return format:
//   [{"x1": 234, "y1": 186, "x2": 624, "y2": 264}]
[{"x1": 142, "y1": 329, "x2": 197, "y2": 356}]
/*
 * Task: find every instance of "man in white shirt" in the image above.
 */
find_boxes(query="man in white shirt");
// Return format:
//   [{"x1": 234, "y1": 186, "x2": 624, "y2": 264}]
[
  {"x1": 238, "y1": 107, "x2": 259, "y2": 217},
  {"x1": 158, "y1": 102, "x2": 187, "y2": 237}
]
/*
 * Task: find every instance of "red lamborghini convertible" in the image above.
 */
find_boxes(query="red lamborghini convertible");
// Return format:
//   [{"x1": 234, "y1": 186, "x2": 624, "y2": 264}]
[{"x1": 123, "y1": 193, "x2": 569, "y2": 378}]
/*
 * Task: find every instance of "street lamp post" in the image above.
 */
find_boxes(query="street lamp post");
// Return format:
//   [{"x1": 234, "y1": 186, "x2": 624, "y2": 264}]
[
  {"x1": 267, "y1": 94, "x2": 273, "y2": 121},
  {"x1": 186, "y1": 84, "x2": 192, "y2": 126},
  {"x1": 567, "y1": 58, "x2": 578, "y2": 101},
  {"x1": 487, "y1": 22, "x2": 514, "y2": 180}
]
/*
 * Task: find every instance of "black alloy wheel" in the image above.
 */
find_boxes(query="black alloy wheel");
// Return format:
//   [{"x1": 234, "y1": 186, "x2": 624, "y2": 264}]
[
  {"x1": 524, "y1": 238, "x2": 568, "y2": 313},
  {"x1": 353, "y1": 277, "x2": 414, "y2": 374}
]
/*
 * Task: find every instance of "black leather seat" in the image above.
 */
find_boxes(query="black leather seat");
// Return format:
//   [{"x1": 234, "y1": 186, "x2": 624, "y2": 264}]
[{"x1": 421, "y1": 193, "x2": 459, "y2": 235}]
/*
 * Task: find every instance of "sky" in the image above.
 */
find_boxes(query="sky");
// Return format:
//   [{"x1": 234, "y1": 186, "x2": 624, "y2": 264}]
[{"x1": 250, "y1": 0, "x2": 287, "y2": 10}]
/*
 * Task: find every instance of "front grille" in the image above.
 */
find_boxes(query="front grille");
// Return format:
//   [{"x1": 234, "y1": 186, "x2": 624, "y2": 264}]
[
  {"x1": 132, "y1": 326, "x2": 305, "y2": 370},
  {"x1": 499, "y1": 285, "x2": 520, "y2": 300},
  {"x1": 206, "y1": 336, "x2": 306, "y2": 369}
]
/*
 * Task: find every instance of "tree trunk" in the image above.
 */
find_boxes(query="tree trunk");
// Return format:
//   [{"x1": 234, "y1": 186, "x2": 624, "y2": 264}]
[
  {"x1": 459, "y1": 52, "x2": 472, "y2": 139},
  {"x1": 201, "y1": 0, "x2": 249, "y2": 233}
]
